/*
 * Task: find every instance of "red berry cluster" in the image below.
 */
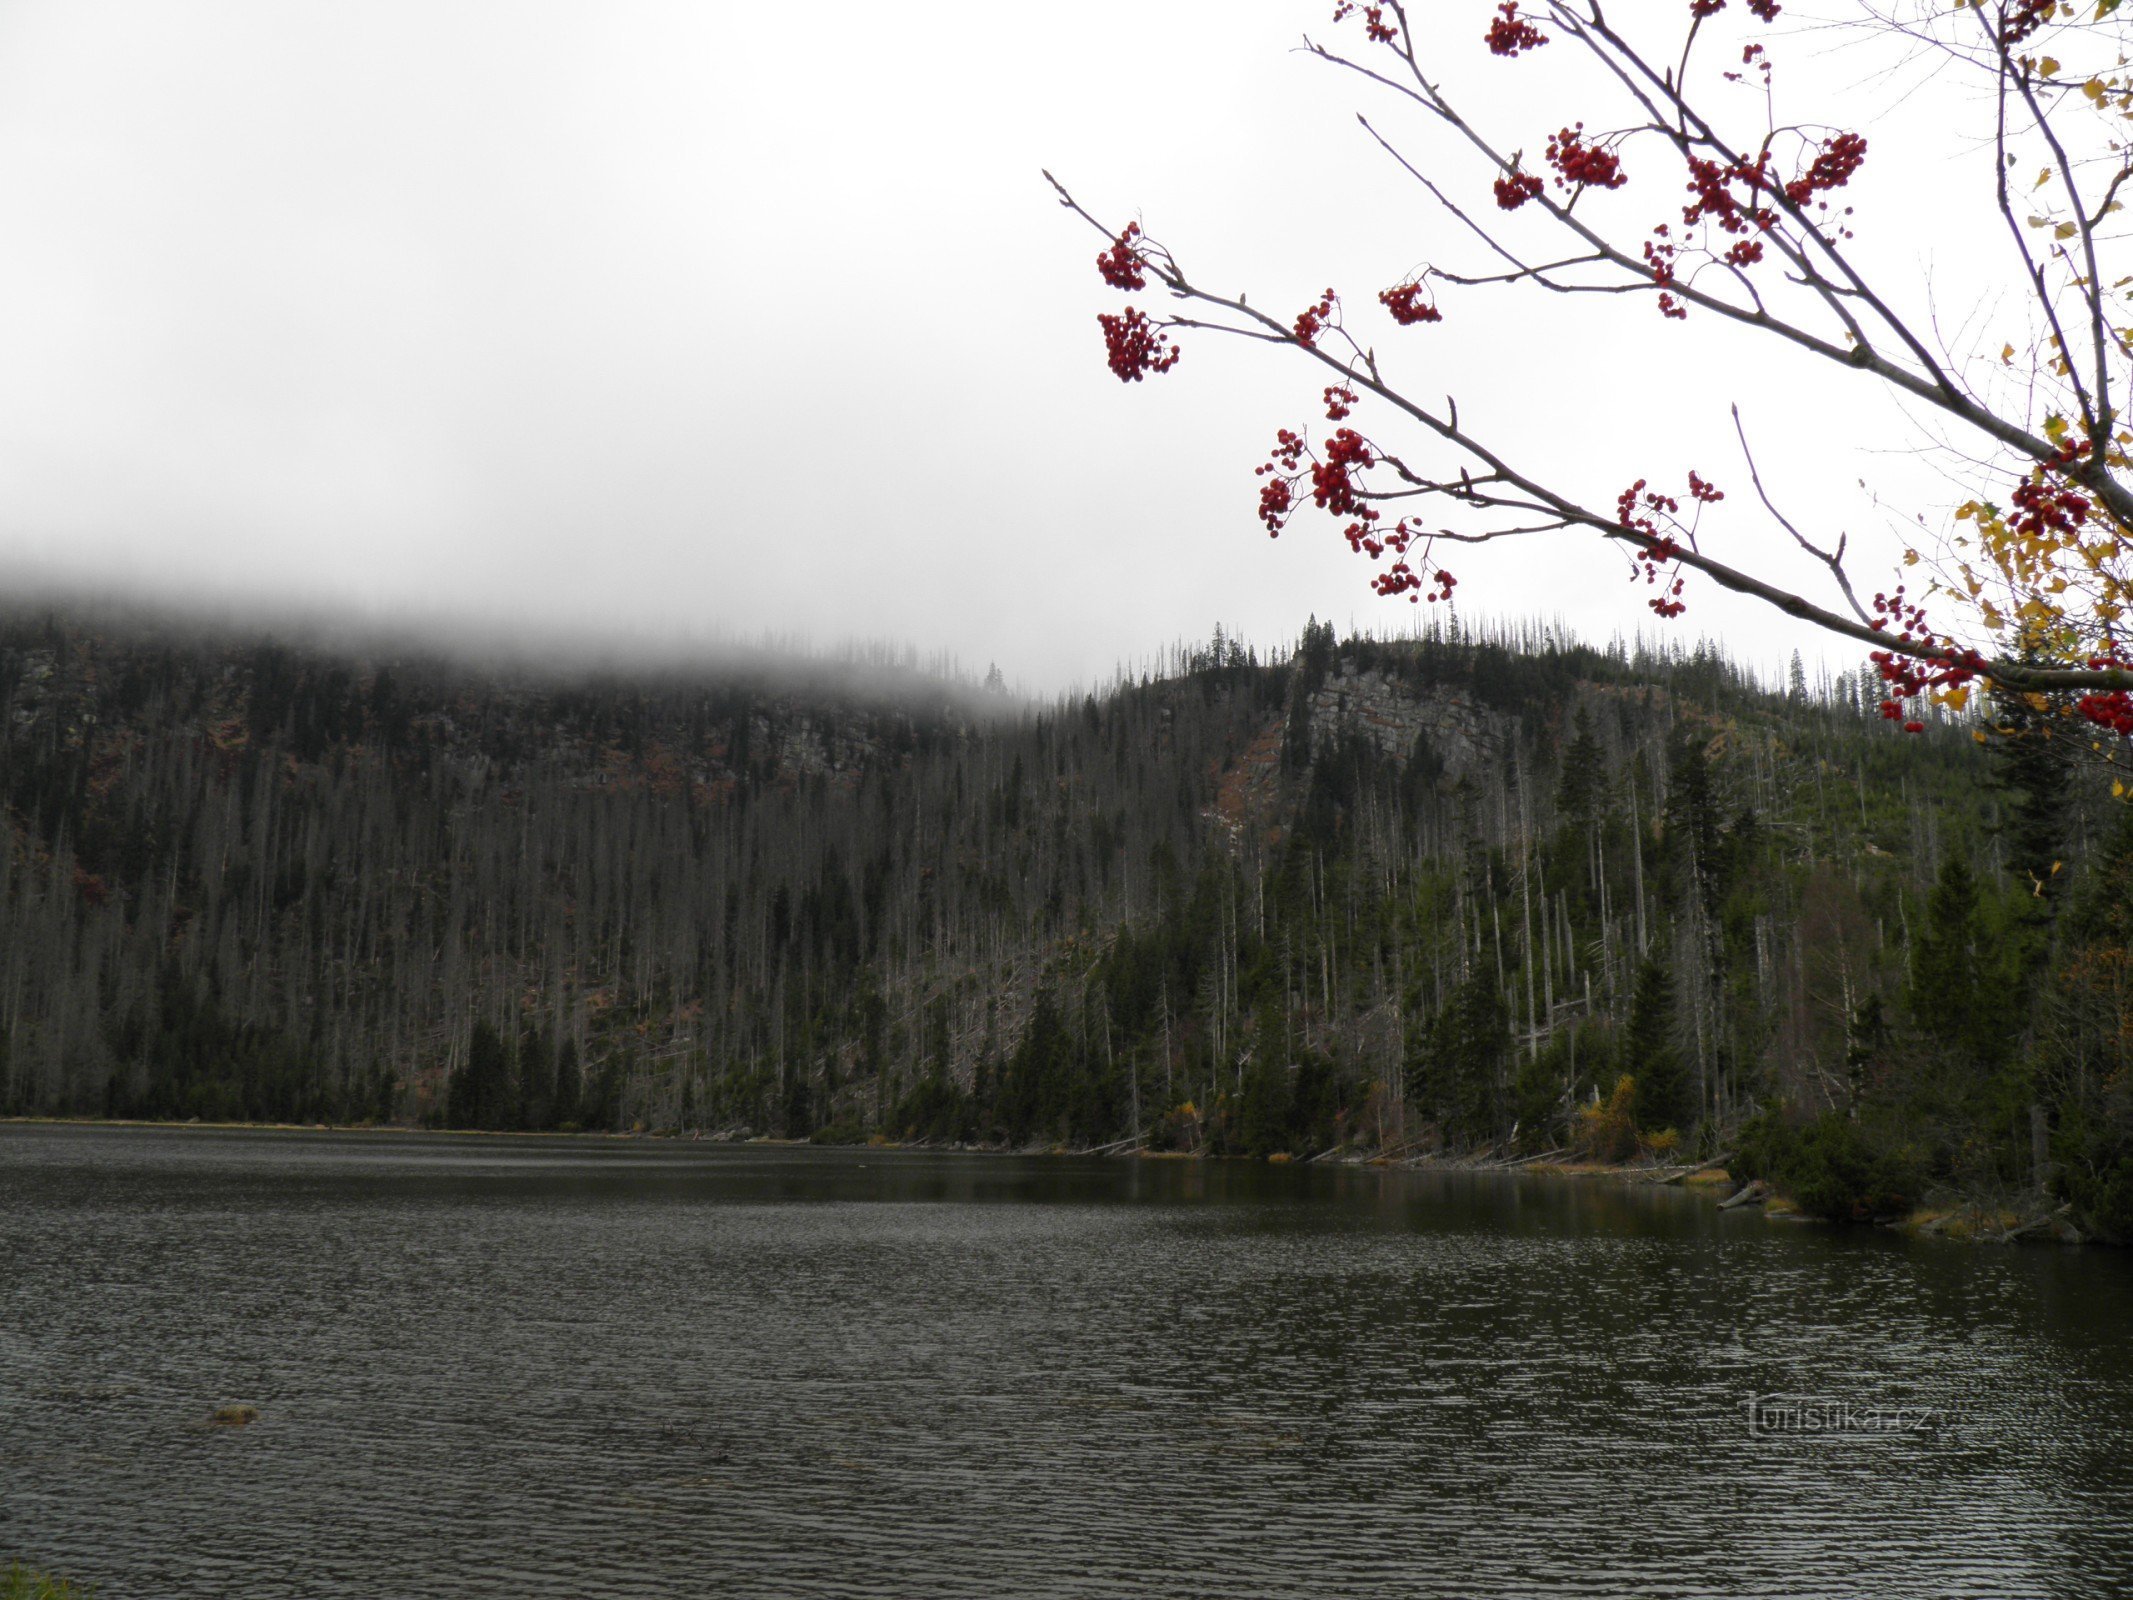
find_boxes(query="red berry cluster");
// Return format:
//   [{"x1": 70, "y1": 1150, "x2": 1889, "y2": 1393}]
[
  {"x1": 2074, "y1": 643, "x2": 2133, "y2": 733},
  {"x1": 1359, "y1": 516, "x2": 1456, "y2": 606},
  {"x1": 1495, "y1": 172, "x2": 1546, "y2": 210},
  {"x1": 1098, "y1": 307, "x2": 1180, "y2": 382},
  {"x1": 1644, "y1": 226, "x2": 1678, "y2": 285},
  {"x1": 1096, "y1": 223, "x2": 1147, "y2": 291},
  {"x1": 2001, "y1": 0, "x2": 2055, "y2": 47},
  {"x1": 1684, "y1": 153, "x2": 1778, "y2": 235},
  {"x1": 1485, "y1": 2, "x2": 1548, "y2": 56},
  {"x1": 1378, "y1": 282, "x2": 1443, "y2": 325},
  {"x1": 1617, "y1": 478, "x2": 1701, "y2": 617},
  {"x1": 2010, "y1": 465, "x2": 2091, "y2": 543},
  {"x1": 1864, "y1": 587, "x2": 1977, "y2": 733},
  {"x1": 1865, "y1": 578, "x2": 2130, "y2": 739},
  {"x1": 1690, "y1": 0, "x2": 1783, "y2": 16},
  {"x1": 2076, "y1": 676, "x2": 2133, "y2": 737},
  {"x1": 1784, "y1": 133, "x2": 1867, "y2": 206},
  {"x1": 1370, "y1": 551, "x2": 1458, "y2": 605},
  {"x1": 1617, "y1": 479, "x2": 1664, "y2": 535},
  {"x1": 1747, "y1": 0, "x2": 1780, "y2": 17},
  {"x1": 1331, "y1": 1, "x2": 1397, "y2": 42},
  {"x1": 1657, "y1": 292, "x2": 1687, "y2": 321},
  {"x1": 1258, "y1": 476, "x2": 1294, "y2": 535},
  {"x1": 1256, "y1": 429, "x2": 1310, "y2": 535},
  {"x1": 1254, "y1": 418, "x2": 1464, "y2": 606},
  {"x1": 1726, "y1": 42, "x2": 1771, "y2": 84},
  {"x1": 1293, "y1": 289, "x2": 1339, "y2": 348},
  {"x1": 1868, "y1": 584, "x2": 1932, "y2": 644},
  {"x1": 1547, "y1": 125, "x2": 1627, "y2": 191},
  {"x1": 1313, "y1": 428, "x2": 1374, "y2": 516}
]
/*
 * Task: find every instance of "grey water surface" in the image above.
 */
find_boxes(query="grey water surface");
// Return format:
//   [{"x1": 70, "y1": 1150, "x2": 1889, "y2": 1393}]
[{"x1": 3, "y1": 1124, "x2": 2131, "y2": 1599}]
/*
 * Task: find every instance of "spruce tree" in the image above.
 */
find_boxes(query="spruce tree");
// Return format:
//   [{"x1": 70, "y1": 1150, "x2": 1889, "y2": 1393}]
[
  {"x1": 1985, "y1": 675, "x2": 2069, "y2": 909},
  {"x1": 1623, "y1": 957, "x2": 1690, "y2": 1132},
  {"x1": 1908, "y1": 854, "x2": 1982, "y2": 1056},
  {"x1": 449, "y1": 1020, "x2": 513, "y2": 1130},
  {"x1": 1554, "y1": 705, "x2": 1604, "y2": 827},
  {"x1": 1418, "y1": 972, "x2": 1511, "y2": 1145}
]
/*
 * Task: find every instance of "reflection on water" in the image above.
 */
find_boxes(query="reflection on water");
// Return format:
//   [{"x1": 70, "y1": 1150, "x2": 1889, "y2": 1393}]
[{"x1": 3, "y1": 1126, "x2": 2131, "y2": 1598}]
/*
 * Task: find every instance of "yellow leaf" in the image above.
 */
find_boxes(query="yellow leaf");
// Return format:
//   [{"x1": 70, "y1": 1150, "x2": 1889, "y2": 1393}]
[
  {"x1": 2042, "y1": 57, "x2": 2062, "y2": 76},
  {"x1": 2002, "y1": 344, "x2": 2017, "y2": 364},
  {"x1": 2036, "y1": 167, "x2": 2056, "y2": 188},
  {"x1": 2087, "y1": 77, "x2": 2110, "y2": 101},
  {"x1": 2115, "y1": 778, "x2": 2127, "y2": 797},
  {"x1": 2057, "y1": 220, "x2": 2081, "y2": 239}
]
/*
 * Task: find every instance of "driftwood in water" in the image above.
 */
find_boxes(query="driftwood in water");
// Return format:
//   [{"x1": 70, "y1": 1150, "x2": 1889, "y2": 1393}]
[
  {"x1": 1654, "y1": 1152, "x2": 1735, "y2": 1185},
  {"x1": 1367, "y1": 1136, "x2": 1433, "y2": 1163},
  {"x1": 1491, "y1": 1146, "x2": 1570, "y2": 1169},
  {"x1": 1078, "y1": 1135, "x2": 1144, "y2": 1157},
  {"x1": 1718, "y1": 1179, "x2": 1769, "y2": 1210}
]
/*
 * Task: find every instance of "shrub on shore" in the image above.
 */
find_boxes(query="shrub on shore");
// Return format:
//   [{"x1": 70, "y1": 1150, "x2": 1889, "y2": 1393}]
[{"x1": 1736, "y1": 1106, "x2": 1927, "y2": 1223}]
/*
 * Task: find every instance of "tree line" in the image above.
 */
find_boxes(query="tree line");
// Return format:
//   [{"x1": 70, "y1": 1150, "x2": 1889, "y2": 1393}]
[{"x1": 2, "y1": 605, "x2": 2128, "y2": 1236}]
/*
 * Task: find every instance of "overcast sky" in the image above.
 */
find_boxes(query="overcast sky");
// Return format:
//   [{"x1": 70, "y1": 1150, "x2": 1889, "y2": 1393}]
[{"x1": 0, "y1": 1, "x2": 2007, "y2": 690}]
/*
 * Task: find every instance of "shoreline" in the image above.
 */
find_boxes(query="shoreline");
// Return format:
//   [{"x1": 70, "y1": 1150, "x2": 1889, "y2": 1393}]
[{"x1": 3, "y1": 1115, "x2": 2082, "y2": 1245}]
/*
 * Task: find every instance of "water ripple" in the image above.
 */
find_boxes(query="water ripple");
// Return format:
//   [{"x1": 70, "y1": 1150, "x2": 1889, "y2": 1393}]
[{"x1": 3, "y1": 1126, "x2": 2131, "y2": 1598}]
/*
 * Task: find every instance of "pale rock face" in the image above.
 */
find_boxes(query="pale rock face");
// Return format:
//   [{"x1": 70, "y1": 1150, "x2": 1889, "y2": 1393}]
[{"x1": 1305, "y1": 664, "x2": 1503, "y2": 780}]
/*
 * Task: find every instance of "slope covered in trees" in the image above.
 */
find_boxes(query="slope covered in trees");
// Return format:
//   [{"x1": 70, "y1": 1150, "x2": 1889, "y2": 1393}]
[{"x1": 3, "y1": 605, "x2": 2129, "y2": 1235}]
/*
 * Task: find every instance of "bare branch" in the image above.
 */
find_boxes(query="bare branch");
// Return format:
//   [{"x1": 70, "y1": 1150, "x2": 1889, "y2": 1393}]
[{"x1": 1731, "y1": 404, "x2": 1873, "y2": 626}]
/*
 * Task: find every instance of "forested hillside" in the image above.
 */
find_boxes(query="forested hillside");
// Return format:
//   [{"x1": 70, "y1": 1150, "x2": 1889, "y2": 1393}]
[{"x1": 4, "y1": 605, "x2": 2130, "y2": 1235}]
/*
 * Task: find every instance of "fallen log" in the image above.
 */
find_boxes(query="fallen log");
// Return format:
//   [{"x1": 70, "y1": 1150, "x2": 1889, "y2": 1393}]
[
  {"x1": 1078, "y1": 1135, "x2": 1144, "y2": 1157},
  {"x1": 1366, "y1": 1136, "x2": 1431, "y2": 1163},
  {"x1": 1495, "y1": 1146, "x2": 1571, "y2": 1169},
  {"x1": 1718, "y1": 1179, "x2": 1770, "y2": 1210}
]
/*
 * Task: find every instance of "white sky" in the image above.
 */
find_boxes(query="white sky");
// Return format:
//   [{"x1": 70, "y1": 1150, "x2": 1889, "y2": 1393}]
[{"x1": 0, "y1": 1, "x2": 2025, "y2": 690}]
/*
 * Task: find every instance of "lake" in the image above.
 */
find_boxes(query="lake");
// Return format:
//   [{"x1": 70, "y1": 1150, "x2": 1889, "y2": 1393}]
[{"x1": 3, "y1": 1125, "x2": 2131, "y2": 1598}]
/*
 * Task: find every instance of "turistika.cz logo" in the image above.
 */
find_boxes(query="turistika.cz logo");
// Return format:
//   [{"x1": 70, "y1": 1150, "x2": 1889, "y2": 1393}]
[{"x1": 1746, "y1": 1394, "x2": 1943, "y2": 1439}]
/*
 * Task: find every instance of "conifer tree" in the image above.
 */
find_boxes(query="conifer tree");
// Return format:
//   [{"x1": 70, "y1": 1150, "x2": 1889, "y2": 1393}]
[
  {"x1": 449, "y1": 1020, "x2": 513, "y2": 1131},
  {"x1": 1554, "y1": 706, "x2": 1604, "y2": 829},
  {"x1": 1908, "y1": 855, "x2": 1983, "y2": 1058},
  {"x1": 1623, "y1": 958, "x2": 1690, "y2": 1133},
  {"x1": 1416, "y1": 972, "x2": 1510, "y2": 1146}
]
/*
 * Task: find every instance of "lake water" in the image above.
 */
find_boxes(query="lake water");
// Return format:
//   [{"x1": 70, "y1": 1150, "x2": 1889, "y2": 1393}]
[{"x1": 3, "y1": 1125, "x2": 2131, "y2": 1598}]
